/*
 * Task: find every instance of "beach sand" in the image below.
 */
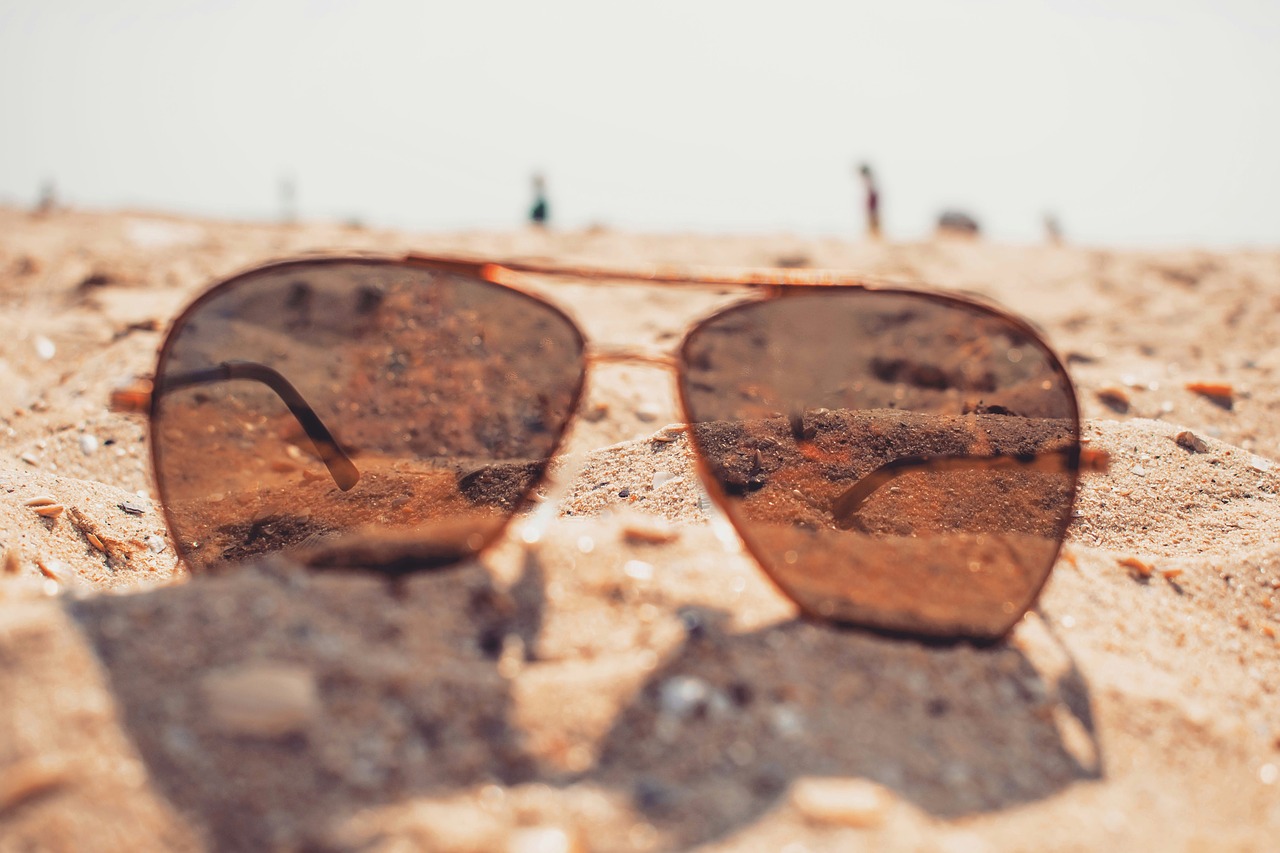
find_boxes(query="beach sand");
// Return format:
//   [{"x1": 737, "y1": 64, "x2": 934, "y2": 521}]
[{"x1": 0, "y1": 207, "x2": 1277, "y2": 851}]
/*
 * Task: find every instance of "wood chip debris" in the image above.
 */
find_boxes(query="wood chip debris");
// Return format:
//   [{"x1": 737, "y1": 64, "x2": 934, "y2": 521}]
[
  {"x1": 1185, "y1": 381, "x2": 1234, "y2": 405},
  {"x1": 67, "y1": 506, "x2": 123, "y2": 563},
  {"x1": 1119, "y1": 556, "x2": 1155, "y2": 579},
  {"x1": 621, "y1": 514, "x2": 680, "y2": 545},
  {"x1": 1096, "y1": 387, "x2": 1130, "y2": 411}
]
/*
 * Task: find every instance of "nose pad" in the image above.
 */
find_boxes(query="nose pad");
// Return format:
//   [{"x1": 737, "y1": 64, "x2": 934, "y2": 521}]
[{"x1": 563, "y1": 346, "x2": 684, "y2": 458}]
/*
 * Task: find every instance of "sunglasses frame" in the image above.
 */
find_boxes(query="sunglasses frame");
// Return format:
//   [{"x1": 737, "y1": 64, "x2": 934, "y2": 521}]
[{"x1": 116, "y1": 252, "x2": 1091, "y2": 644}]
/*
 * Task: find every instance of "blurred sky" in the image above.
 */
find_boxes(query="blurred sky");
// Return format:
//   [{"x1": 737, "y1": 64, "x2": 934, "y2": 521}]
[{"x1": 1, "y1": 0, "x2": 1278, "y2": 246}]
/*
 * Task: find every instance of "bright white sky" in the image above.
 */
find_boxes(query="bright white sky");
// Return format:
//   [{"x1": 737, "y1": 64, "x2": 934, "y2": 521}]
[{"x1": 2, "y1": 1, "x2": 1277, "y2": 246}]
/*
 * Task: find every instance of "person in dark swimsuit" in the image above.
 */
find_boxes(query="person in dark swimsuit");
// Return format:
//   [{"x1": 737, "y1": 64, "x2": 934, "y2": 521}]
[
  {"x1": 530, "y1": 173, "x2": 549, "y2": 227},
  {"x1": 857, "y1": 163, "x2": 880, "y2": 239}
]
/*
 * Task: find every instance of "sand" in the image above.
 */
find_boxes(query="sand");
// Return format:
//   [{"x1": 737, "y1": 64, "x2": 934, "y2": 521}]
[{"x1": 0, "y1": 206, "x2": 1278, "y2": 852}]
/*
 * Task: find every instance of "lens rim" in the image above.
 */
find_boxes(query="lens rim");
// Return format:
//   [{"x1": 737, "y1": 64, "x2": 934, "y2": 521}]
[
  {"x1": 150, "y1": 256, "x2": 589, "y2": 574},
  {"x1": 675, "y1": 283, "x2": 1082, "y2": 644}
]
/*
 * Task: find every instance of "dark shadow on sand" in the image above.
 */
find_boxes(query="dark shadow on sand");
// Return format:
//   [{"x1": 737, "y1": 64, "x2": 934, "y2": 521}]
[
  {"x1": 68, "y1": 551, "x2": 1101, "y2": 850},
  {"x1": 574, "y1": 605, "x2": 1100, "y2": 845}
]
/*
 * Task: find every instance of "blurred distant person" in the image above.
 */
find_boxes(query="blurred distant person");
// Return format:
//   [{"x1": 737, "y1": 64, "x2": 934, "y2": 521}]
[
  {"x1": 280, "y1": 175, "x2": 297, "y2": 224},
  {"x1": 936, "y1": 209, "x2": 980, "y2": 238},
  {"x1": 34, "y1": 180, "x2": 56, "y2": 216},
  {"x1": 856, "y1": 163, "x2": 881, "y2": 239},
  {"x1": 1044, "y1": 212, "x2": 1063, "y2": 245},
  {"x1": 529, "y1": 173, "x2": 549, "y2": 227}
]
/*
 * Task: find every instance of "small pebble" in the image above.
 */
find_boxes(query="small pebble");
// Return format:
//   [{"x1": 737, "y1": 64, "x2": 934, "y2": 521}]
[
  {"x1": 33, "y1": 336, "x2": 55, "y2": 361},
  {"x1": 146, "y1": 534, "x2": 167, "y2": 554},
  {"x1": 79, "y1": 434, "x2": 99, "y2": 455},
  {"x1": 652, "y1": 471, "x2": 675, "y2": 489},
  {"x1": 635, "y1": 403, "x2": 661, "y2": 423},
  {"x1": 1249, "y1": 455, "x2": 1273, "y2": 473},
  {"x1": 790, "y1": 776, "x2": 892, "y2": 828},
  {"x1": 202, "y1": 664, "x2": 319, "y2": 738},
  {"x1": 1261, "y1": 763, "x2": 1278, "y2": 785},
  {"x1": 507, "y1": 826, "x2": 582, "y2": 853},
  {"x1": 623, "y1": 559, "x2": 654, "y2": 581},
  {"x1": 658, "y1": 675, "x2": 711, "y2": 718},
  {"x1": 19, "y1": 452, "x2": 38, "y2": 467},
  {"x1": 1175, "y1": 431, "x2": 1208, "y2": 453},
  {"x1": 769, "y1": 704, "x2": 806, "y2": 739},
  {"x1": 1130, "y1": 464, "x2": 1147, "y2": 477}
]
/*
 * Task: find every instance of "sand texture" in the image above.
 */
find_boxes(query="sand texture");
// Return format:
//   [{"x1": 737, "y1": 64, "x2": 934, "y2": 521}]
[{"x1": 1, "y1": 208, "x2": 1278, "y2": 852}]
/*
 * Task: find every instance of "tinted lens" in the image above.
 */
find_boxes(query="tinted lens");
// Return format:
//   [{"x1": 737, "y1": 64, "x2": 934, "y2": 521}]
[
  {"x1": 679, "y1": 289, "x2": 1079, "y2": 640},
  {"x1": 152, "y1": 260, "x2": 585, "y2": 573}
]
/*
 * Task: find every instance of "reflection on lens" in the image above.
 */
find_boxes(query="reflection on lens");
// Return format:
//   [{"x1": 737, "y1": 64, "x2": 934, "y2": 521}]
[
  {"x1": 153, "y1": 261, "x2": 585, "y2": 573},
  {"x1": 679, "y1": 289, "x2": 1079, "y2": 640}
]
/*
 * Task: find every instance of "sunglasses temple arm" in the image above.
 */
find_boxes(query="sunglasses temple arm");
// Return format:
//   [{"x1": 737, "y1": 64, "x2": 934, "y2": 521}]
[
  {"x1": 157, "y1": 361, "x2": 361, "y2": 491},
  {"x1": 829, "y1": 446, "x2": 1108, "y2": 526}
]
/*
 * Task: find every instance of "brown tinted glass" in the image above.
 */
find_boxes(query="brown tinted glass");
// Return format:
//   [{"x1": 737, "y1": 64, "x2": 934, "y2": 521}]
[
  {"x1": 152, "y1": 260, "x2": 585, "y2": 573},
  {"x1": 678, "y1": 289, "x2": 1079, "y2": 640}
]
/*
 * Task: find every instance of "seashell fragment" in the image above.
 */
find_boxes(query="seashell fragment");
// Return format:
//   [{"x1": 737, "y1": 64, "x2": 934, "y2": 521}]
[
  {"x1": 651, "y1": 423, "x2": 688, "y2": 443},
  {"x1": 33, "y1": 504, "x2": 64, "y2": 518},
  {"x1": 0, "y1": 756, "x2": 68, "y2": 814},
  {"x1": 23, "y1": 496, "x2": 57, "y2": 507},
  {"x1": 36, "y1": 558, "x2": 75, "y2": 585}
]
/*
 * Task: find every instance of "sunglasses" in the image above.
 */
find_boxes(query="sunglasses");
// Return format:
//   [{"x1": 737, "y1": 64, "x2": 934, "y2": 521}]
[{"x1": 111, "y1": 253, "x2": 1106, "y2": 642}]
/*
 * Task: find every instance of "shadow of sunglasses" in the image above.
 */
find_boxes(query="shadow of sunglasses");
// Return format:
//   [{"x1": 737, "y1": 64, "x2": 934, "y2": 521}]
[{"x1": 111, "y1": 253, "x2": 1107, "y2": 642}]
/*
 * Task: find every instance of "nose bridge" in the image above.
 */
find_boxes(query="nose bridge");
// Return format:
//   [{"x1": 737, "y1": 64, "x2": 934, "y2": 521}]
[{"x1": 585, "y1": 342, "x2": 680, "y2": 372}]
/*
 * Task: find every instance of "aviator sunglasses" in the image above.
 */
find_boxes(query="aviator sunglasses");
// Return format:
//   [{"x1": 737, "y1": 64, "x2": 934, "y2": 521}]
[{"x1": 112, "y1": 253, "x2": 1106, "y2": 642}]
